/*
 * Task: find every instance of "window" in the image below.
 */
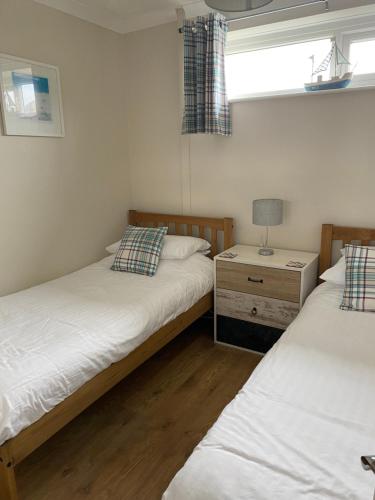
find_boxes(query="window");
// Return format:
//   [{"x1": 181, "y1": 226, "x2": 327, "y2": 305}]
[
  {"x1": 225, "y1": 5, "x2": 375, "y2": 101},
  {"x1": 226, "y1": 38, "x2": 331, "y2": 99},
  {"x1": 350, "y1": 38, "x2": 375, "y2": 75}
]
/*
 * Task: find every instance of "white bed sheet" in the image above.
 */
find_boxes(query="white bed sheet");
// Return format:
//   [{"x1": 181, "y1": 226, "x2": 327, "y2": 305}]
[
  {"x1": 0, "y1": 253, "x2": 213, "y2": 445},
  {"x1": 163, "y1": 283, "x2": 375, "y2": 500}
]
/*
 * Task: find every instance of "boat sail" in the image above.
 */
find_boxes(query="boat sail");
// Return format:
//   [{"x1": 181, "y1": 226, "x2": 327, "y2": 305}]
[{"x1": 304, "y1": 39, "x2": 353, "y2": 92}]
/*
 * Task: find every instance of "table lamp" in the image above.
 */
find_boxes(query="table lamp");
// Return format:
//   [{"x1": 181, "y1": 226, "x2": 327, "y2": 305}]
[{"x1": 252, "y1": 199, "x2": 283, "y2": 256}]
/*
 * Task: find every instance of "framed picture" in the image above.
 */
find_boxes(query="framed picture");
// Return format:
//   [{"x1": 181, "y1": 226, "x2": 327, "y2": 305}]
[{"x1": 0, "y1": 53, "x2": 64, "y2": 137}]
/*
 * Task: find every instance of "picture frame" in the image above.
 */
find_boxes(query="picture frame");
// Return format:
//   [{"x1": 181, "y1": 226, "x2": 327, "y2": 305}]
[{"x1": 0, "y1": 53, "x2": 65, "y2": 137}]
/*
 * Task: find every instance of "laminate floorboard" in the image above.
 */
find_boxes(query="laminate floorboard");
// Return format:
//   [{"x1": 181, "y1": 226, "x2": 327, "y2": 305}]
[{"x1": 17, "y1": 318, "x2": 261, "y2": 500}]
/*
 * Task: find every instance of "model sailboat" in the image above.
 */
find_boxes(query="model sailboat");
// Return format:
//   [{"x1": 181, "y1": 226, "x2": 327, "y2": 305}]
[{"x1": 304, "y1": 39, "x2": 353, "y2": 92}]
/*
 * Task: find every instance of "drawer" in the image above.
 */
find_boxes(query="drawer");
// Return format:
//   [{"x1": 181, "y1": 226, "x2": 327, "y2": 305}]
[
  {"x1": 216, "y1": 288, "x2": 299, "y2": 330},
  {"x1": 216, "y1": 260, "x2": 300, "y2": 303},
  {"x1": 217, "y1": 315, "x2": 283, "y2": 354}
]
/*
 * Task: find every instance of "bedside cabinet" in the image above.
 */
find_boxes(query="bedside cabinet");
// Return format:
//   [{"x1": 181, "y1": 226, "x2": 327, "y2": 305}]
[{"x1": 214, "y1": 245, "x2": 319, "y2": 355}]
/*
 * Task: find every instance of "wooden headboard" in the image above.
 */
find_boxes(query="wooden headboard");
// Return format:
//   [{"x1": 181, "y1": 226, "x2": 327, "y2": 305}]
[
  {"x1": 320, "y1": 224, "x2": 375, "y2": 275},
  {"x1": 128, "y1": 210, "x2": 234, "y2": 257}
]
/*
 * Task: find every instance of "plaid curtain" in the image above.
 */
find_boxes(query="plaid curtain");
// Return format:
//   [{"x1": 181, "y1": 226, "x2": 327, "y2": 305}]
[{"x1": 182, "y1": 13, "x2": 231, "y2": 136}]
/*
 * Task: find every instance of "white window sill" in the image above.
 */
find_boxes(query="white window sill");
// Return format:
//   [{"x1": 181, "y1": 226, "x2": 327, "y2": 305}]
[{"x1": 229, "y1": 83, "x2": 375, "y2": 103}]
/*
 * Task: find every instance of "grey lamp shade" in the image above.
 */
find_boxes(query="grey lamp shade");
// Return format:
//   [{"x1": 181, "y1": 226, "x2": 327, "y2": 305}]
[{"x1": 253, "y1": 199, "x2": 283, "y2": 226}]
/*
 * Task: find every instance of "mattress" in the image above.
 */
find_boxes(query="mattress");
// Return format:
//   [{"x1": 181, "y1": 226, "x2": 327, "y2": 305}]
[
  {"x1": 163, "y1": 283, "x2": 375, "y2": 500},
  {"x1": 0, "y1": 253, "x2": 213, "y2": 445}
]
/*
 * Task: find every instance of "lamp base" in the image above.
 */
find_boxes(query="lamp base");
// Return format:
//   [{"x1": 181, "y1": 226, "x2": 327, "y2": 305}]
[{"x1": 258, "y1": 247, "x2": 274, "y2": 256}]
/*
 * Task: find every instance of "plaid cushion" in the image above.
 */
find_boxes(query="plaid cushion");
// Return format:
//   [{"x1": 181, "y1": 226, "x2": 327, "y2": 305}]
[
  {"x1": 111, "y1": 225, "x2": 168, "y2": 277},
  {"x1": 340, "y1": 244, "x2": 375, "y2": 312}
]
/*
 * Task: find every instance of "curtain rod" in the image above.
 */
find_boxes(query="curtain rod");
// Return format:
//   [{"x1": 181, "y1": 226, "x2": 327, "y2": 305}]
[{"x1": 178, "y1": 0, "x2": 329, "y2": 33}]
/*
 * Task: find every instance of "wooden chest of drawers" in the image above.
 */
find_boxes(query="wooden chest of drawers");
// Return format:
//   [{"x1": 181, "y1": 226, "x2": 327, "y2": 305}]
[{"x1": 214, "y1": 245, "x2": 319, "y2": 354}]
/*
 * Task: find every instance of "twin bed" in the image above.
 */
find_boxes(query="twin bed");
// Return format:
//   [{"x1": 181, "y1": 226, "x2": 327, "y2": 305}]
[
  {"x1": 1, "y1": 216, "x2": 374, "y2": 500},
  {"x1": 163, "y1": 224, "x2": 375, "y2": 500},
  {"x1": 0, "y1": 210, "x2": 233, "y2": 500}
]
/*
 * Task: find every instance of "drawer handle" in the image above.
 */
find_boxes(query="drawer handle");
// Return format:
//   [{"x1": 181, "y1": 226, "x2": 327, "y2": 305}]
[
  {"x1": 251, "y1": 307, "x2": 258, "y2": 316},
  {"x1": 248, "y1": 276, "x2": 263, "y2": 284}
]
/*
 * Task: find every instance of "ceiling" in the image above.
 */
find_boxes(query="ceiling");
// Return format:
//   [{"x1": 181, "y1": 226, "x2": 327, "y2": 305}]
[
  {"x1": 34, "y1": 0, "x2": 375, "y2": 34},
  {"x1": 34, "y1": 0, "x2": 203, "y2": 33}
]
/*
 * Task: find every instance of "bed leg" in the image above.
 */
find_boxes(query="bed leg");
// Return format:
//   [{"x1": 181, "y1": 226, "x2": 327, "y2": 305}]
[{"x1": 0, "y1": 459, "x2": 18, "y2": 500}]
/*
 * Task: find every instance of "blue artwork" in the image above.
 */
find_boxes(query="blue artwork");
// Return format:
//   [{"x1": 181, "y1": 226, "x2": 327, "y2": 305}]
[
  {"x1": 11, "y1": 72, "x2": 52, "y2": 121},
  {"x1": 12, "y1": 73, "x2": 50, "y2": 93},
  {"x1": 0, "y1": 54, "x2": 64, "y2": 136}
]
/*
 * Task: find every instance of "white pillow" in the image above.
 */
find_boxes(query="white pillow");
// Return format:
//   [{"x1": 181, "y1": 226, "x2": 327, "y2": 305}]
[
  {"x1": 320, "y1": 246, "x2": 374, "y2": 285},
  {"x1": 320, "y1": 246, "x2": 375, "y2": 285},
  {"x1": 320, "y1": 255, "x2": 346, "y2": 285},
  {"x1": 106, "y1": 239, "x2": 122, "y2": 254},
  {"x1": 161, "y1": 235, "x2": 211, "y2": 259},
  {"x1": 106, "y1": 234, "x2": 211, "y2": 260}
]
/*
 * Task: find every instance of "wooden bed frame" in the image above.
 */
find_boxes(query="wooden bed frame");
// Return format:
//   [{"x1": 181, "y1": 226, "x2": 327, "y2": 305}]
[
  {"x1": 320, "y1": 223, "x2": 375, "y2": 275},
  {"x1": 0, "y1": 210, "x2": 234, "y2": 500}
]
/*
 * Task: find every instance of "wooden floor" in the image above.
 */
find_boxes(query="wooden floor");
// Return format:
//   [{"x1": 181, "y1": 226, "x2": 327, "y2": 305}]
[{"x1": 17, "y1": 318, "x2": 261, "y2": 500}]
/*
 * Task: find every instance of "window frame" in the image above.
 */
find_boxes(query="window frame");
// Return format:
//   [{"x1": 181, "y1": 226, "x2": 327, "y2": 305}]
[
  {"x1": 226, "y1": 4, "x2": 375, "y2": 101},
  {"x1": 342, "y1": 29, "x2": 375, "y2": 88}
]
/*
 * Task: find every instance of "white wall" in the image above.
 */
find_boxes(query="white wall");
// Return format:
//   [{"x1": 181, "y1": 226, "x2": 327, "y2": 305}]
[
  {"x1": 123, "y1": 21, "x2": 375, "y2": 253},
  {"x1": 123, "y1": 22, "x2": 182, "y2": 214},
  {"x1": 0, "y1": 0, "x2": 131, "y2": 295}
]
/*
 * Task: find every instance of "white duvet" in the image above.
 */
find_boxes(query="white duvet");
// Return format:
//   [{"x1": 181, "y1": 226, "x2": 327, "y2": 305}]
[
  {"x1": 0, "y1": 253, "x2": 213, "y2": 445},
  {"x1": 163, "y1": 283, "x2": 375, "y2": 500}
]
